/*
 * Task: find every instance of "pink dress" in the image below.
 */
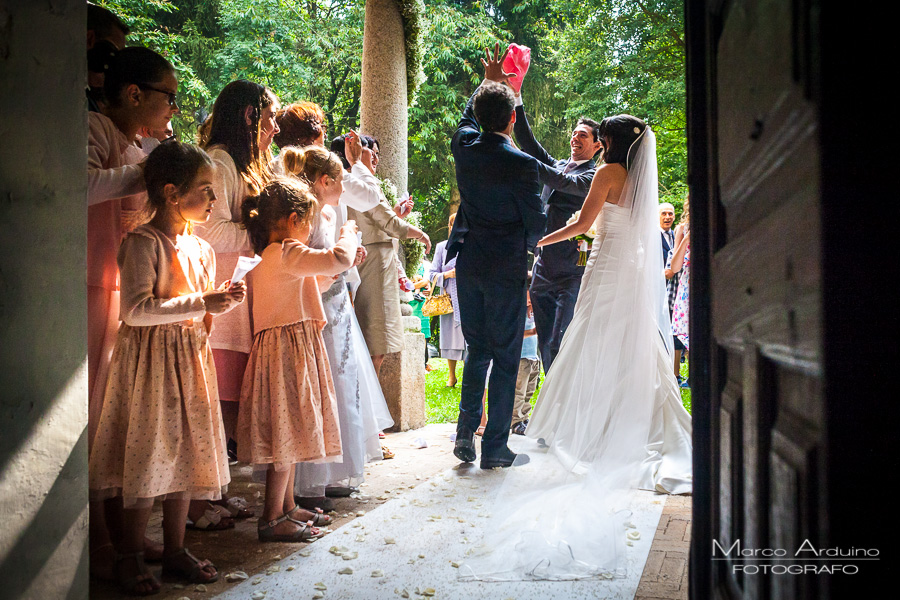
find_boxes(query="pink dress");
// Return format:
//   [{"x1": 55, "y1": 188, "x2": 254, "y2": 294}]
[
  {"x1": 237, "y1": 233, "x2": 357, "y2": 470},
  {"x1": 193, "y1": 147, "x2": 254, "y2": 401},
  {"x1": 87, "y1": 112, "x2": 147, "y2": 447},
  {"x1": 89, "y1": 225, "x2": 230, "y2": 507}
]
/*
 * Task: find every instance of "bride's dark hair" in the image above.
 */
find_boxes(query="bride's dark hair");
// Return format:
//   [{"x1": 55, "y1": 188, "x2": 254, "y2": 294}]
[{"x1": 598, "y1": 115, "x2": 647, "y2": 167}]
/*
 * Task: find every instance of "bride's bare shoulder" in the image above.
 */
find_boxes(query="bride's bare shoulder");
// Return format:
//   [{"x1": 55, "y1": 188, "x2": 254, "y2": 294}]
[
  {"x1": 594, "y1": 163, "x2": 627, "y2": 204},
  {"x1": 595, "y1": 162, "x2": 627, "y2": 178}
]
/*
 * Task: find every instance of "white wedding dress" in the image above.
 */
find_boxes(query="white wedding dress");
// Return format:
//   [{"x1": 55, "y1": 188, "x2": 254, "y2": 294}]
[{"x1": 460, "y1": 128, "x2": 691, "y2": 582}]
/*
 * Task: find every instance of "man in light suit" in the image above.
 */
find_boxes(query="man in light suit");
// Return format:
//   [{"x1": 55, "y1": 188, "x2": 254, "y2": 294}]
[
  {"x1": 513, "y1": 90, "x2": 603, "y2": 374},
  {"x1": 447, "y1": 45, "x2": 546, "y2": 469}
]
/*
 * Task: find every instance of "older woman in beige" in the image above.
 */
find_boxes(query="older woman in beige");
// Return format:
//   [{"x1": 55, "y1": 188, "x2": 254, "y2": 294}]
[{"x1": 348, "y1": 138, "x2": 430, "y2": 374}]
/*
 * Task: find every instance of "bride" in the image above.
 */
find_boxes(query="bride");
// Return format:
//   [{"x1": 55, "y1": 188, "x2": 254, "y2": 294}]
[{"x1": 461, "y1": 115, "x2": 691, "y2": 582}]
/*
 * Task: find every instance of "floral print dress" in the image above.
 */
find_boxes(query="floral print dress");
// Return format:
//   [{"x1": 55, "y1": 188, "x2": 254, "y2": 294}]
[{"x1": 671, "y1": 244, "x2": 690, "y2": 349}]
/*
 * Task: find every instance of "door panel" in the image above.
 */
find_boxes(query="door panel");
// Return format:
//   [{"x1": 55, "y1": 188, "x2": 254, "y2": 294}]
[{"x1": 687, "y1": 0, "x2": 829, "y2": 598}]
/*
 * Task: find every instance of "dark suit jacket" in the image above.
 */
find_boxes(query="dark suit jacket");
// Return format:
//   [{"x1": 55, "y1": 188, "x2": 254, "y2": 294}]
[
  {"x1": 447, "y1": 90, "x2": 546, "y2": 281},
  {"x1": 513, "y1": 105, "x2": 596, "y2": 289},
  {"x1": 661, "y1": 229, "x2": 675, "y2": 265}
]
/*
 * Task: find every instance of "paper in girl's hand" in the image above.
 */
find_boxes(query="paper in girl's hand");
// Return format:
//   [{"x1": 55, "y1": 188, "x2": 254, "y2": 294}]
[
  {"x1": 231, "y1": 254, "x2": 262, "y2": 284},
  {"x1": 502, "y1": 43, "x2": 531, "y2": 94}
]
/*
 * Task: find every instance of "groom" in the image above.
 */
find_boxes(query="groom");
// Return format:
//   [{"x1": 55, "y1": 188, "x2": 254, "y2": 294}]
[{"x1": 447, "y1": 44, "x2": 546, "y2": 468}]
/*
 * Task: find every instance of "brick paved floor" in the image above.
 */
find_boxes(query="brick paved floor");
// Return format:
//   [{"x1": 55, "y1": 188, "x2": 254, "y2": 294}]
[{"x1": 635, "y1": 494, "x2": 691, "y2": 600}]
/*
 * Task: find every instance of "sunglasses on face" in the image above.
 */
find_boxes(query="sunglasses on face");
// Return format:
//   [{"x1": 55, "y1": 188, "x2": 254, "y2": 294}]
[{"x1": 137, "y1": 83, "x2": 178, "y2": 107}]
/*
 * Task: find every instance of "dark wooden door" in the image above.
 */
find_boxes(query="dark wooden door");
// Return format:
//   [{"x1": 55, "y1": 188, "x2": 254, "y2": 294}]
[{"x1": 686, "y1": 1, "x2": 893, "y2": 597}]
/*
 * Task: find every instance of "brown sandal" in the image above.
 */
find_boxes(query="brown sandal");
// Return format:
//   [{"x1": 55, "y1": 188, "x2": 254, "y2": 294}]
[
  {"x1": 258, "y1": 514, "x2": 324, "y2": 543},
  {"x1": 115, "y1": 551, "x2": 161, "y2": 596},
  {"x1": 161, "y1": 547, "x2": 218, "y2": 583},
  {"x1": 289, "y1": 505, "x2": 333, "y2": 527}
]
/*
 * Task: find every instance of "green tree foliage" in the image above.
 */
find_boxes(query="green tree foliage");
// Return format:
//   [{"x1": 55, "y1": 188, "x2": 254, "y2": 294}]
[
  {"x1": 547, "y1": 0, "x2": 687, "y2": 209},
  {"x1": 95, "y1": 0, "x2": 687, "y2": 230}
]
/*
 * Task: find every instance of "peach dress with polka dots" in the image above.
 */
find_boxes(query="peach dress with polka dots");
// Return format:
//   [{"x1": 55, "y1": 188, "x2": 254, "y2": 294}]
[
  {"x1": 89, "y1": 225, "x2": 230, "y2": 507},
  {"x1": 237, "y1": 235, "x2": 357, "y2": 470}
]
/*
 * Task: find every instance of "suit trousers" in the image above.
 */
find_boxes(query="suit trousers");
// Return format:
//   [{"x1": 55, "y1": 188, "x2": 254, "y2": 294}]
[
  {"x1": 455, "y1": 269, "x2": 527, "y2": 456},
  {"x1": 530, "y1": 279, "x2": 581, "y2": 373}
]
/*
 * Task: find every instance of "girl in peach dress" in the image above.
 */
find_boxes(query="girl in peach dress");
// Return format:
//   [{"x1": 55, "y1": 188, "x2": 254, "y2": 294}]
[
  {"x1": 86, "y1": 46, "x2": 180, "y2": 580},
  {"x1": 89, "y1": 142, "x2": 246, "y2": 595},
  {"x1": 237, "y1": 177, "x2": 358, "y2": 542}
]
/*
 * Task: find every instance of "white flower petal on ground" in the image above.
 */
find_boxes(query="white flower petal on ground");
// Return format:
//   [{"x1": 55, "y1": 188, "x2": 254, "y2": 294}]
[
  {"x1": 384, "y1": 537, "x2": 396, "y2": 544},
  {"x1": 299, "y1": 549, "x2": 312, "y2": 557},
  {"x1": 314, "y1": 582, "x2": 327, "y2": 590},
  {"x1": 252, "y1": 578, "x2": 263, "y2": 585},
  {"x1": 251, "y1": 592, "x2": 267, "y2": 600},
  {"x1": 286, "y1": 565, "x2": 296, "y2": 571},
  {"x1": 225, "y1": 570, "x2": 249, "y2": 583},
  {"x1": 342, "y1": 552, "x2": 358, "y2": 560},
  {"x1": 312, "y1": 592, "x2": 325, "y2": 600},
  {"x1": 265, "y1": 565, "x2": 280, "y2": 575},
  {"x1": 627, "y1": 530, "x2": 641, "y2": 540},
  {"x1": 371, "y1": 569, "x2": 384, "y2": 577}
]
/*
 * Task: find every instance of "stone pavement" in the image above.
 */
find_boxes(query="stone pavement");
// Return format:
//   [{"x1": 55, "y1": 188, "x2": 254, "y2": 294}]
[
  {"x1": 89, "y1": 423, "x2": 692, "y2": 599},
  {"x1": 635, "y1": 495, "x2": 692, "y2": 600}
]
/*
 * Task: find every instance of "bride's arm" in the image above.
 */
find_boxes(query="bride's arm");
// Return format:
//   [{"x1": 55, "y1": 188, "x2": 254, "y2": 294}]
[{"x1": 537, "y1": 165, "x2": 613, "y2": 247}]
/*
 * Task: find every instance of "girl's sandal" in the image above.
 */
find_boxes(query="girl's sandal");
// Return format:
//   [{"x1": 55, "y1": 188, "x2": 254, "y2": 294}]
[
  {"x1": 161, "y1": 548, "x2": 219, "y2": 583},
  {"x1": 258, "y1": 514, "x2": 324, "y2": 543},
  {"x1": 210, "y1": 496, "x2": 254, "y2": 519},
  {"x1": 115, "y1": 551, "x2": 161, "y2": 597},
  {"x1": 186, "y1": 504, "x2": 235, "y2": 530},
  {"x1": 381, "y1": 445, "x2": 395, "y2": 459},
  {"x1": 288, "y1": 505, "x2": 333, "y2": 527},
  {"x1": 90, "y1": 542, "x2": 116, "y2": 581}
]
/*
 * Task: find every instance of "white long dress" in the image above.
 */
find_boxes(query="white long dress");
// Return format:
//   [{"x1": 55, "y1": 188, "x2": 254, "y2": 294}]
[
  {"x1": 294, "y1": 207, "x2": 394, "y2": 495},
  {"x1": 460, "y1": 128, "x2": 691, "y2": 582}
]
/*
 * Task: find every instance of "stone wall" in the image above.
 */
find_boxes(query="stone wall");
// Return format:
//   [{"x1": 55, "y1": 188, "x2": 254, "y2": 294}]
[{"x1": 0, "y1": 1, "x2": 89, "y2": 598}]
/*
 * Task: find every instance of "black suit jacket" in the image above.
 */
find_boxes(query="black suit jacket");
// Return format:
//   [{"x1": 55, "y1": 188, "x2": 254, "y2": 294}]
[
  {"x1": 661, "y1": 229, "x2": 675, "y2": 265},
  {"x1": 513, "y1": 105, "x2": 596, "y2": 289},
  {"x1": 447, "y1": 89, "x2": 546, "y2": 281}
]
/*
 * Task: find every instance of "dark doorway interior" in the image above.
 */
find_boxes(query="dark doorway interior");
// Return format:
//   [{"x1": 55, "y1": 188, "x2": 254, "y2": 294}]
[{"x1": 686, "y1": 1, "x2": 893, "y2": 597}]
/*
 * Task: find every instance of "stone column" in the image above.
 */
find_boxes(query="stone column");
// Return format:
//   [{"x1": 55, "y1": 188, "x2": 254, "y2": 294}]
[
  {"x1": 360, "y1": 0, "x2": 408, "y2": 195},
  {"x1": 362, "y1": 0, "x2": 425, "y2": 430},
  {"x1": 378, "y1": 306, "x2": 427, "y2": 431},
  {"x1": 0, "y1": 2, "x2": 89, "y2": 598}
]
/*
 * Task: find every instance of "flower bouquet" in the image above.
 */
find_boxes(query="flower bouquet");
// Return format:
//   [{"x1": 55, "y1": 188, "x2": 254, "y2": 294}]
[{"x1": 566, "y1": 211, "x2": 597, "y2": 266}]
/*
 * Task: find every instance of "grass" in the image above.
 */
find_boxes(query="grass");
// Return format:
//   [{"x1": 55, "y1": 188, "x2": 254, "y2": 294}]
[
  {"x1": 425, "y1": 357, "x2": 692, "y2": 423},
  {"x1": 680, "y1": 360, "x2": 692, "y2": 414}
]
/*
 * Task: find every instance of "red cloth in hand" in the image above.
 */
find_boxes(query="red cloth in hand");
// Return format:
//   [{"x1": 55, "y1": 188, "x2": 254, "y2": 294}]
[{"x1": 503, "y1": 43, "x2": 531, "y2": 94}]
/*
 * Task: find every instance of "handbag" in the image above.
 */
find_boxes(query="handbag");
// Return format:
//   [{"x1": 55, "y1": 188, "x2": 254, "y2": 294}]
[{"x1": 421, "y1": 275, "x2": 453, "y2": 317}]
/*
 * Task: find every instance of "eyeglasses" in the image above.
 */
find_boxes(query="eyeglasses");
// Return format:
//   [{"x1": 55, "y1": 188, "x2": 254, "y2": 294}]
[{"x1": 138, "y1": 83, "x2": 178, "y2": 107}]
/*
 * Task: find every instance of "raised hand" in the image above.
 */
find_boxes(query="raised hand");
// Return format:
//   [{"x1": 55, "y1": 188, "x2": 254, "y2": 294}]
[
  {"x1": 345, "y1": 130, "x2": 362, "y2": 165},
  {"x1": 481, "y1": 42, "x2": 513, "y2": 85}
]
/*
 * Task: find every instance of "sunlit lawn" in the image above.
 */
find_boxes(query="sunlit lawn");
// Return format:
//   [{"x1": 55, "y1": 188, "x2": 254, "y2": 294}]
[{"x1": 425, "y1": 357, "x2": 691, "y2": 424}]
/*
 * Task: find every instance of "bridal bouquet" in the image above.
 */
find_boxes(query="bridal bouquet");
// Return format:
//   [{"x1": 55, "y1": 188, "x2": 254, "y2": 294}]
[{"x1": 566, "y1": 211, "x2": 597, "y2": 266}]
